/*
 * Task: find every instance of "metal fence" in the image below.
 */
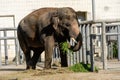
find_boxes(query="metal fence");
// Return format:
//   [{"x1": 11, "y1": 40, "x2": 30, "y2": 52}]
[
  {"x1": 0, "y1": 19, "x2": 120, "y2": 71},
  {"x1": 52, "y1": 19, "x2": 120, "y2": 71},
  {"x1": 77, "y1": 19, "x2": 120, "y2": 71},
  {"x1": 0, "y1": 28, "x2": 20, "y2": 66}
]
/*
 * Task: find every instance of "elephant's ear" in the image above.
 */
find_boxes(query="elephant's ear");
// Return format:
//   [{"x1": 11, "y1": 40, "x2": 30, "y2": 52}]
[{"x1": 51, "y1": 12, "x2": 59, "y2": 30}]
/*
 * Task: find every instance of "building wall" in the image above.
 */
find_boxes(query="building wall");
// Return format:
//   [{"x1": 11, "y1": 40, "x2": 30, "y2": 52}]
[
  {"x1": 95, "y1": 0, "x2": 120, "y2": 19},
  {"x1": 0, "y1": 0, "x2": 120, "y2": 59},
  {"x1": 0, "y1": 0, "x2": 92, "y2": 27},
  {"x1": 0, "y1": 0, "x2": 120, "y2": 27}
]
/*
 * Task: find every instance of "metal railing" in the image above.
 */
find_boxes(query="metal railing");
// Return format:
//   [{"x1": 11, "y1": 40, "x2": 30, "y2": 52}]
[
  {"x1": 0, "y1": 19, "x2": 120, "y2": 71},
  {"x1": 0, "y1": 28, "x2": 22, "y2": 66},
  {"x1": 77, "y1": 19, "x2": 120, "y2": 71}
]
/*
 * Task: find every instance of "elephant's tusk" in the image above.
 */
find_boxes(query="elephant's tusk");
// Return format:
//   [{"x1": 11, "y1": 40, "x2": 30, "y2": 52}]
[{"x1": 71, "y1": 38, "x2": 77, "y2": 43}]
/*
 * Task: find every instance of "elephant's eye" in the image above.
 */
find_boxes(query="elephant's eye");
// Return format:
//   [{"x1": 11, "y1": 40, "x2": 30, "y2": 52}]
[{"x1": 65, "y1": 23, "x2": 70, "y2": 27}]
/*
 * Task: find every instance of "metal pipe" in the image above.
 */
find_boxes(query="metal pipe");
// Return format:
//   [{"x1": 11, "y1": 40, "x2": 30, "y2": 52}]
[
  {"x1": 117, "y1": 25, "x2": 120, "y2": 61},
  {"x1": 4, "y1": 31, "x2": 8, "y2": 65},
  {"x1": 101, "y1": 22, "x2": 107, "y2": 70},
  {"x1": 0, "y1": 39, "x2": 1, "y2": 67},
  {"x1": 92, "y1": 0, "x2": 95, "y2": 20}
]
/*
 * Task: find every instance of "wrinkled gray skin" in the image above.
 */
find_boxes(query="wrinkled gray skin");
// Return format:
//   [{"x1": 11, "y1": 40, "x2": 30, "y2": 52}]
[{"x1": 17, "y1": 7, "x2": 82, "y2": 69}]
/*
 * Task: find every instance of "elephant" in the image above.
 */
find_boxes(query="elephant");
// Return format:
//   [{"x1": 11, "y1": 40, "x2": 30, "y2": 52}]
[{"x1": 17, "y1": 7, "x2": 82, "y2": 69}]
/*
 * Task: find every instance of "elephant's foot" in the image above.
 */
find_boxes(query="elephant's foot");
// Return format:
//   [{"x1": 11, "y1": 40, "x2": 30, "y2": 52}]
[
  {"x1": 45, "y1": 63, "x2": 51, "y2": 69},
  {"x1": 26, "y1": 61, "x2": 36, "y2": 70},
  {"x1": 61, "y1": 64, "x2": 68, "y2": 67},
  {"x1": 44, "y1": 66, "x2": 51, "y2": 69},
  {"x1": 26, "y1": 65, "x2": 36, "y2": 70},
  {"x1": 60, "y1": 54, "x2": 68, "y2": 67},
  {"x1": 61, "y1": 60, "x2": 68, "y2": 67}
]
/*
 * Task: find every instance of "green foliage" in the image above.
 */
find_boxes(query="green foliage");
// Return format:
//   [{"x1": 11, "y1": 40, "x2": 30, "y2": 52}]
[
  {"x1": 60, "y1": 42, "x2": 73, "y2": 54},
  {"x1": 69, "y1": 62, "x2": 99, "y2": 72}
]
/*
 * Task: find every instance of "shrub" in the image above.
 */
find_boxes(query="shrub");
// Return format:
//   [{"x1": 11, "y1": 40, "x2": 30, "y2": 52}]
[{"x1": 69, "y1": 62, "x2": 99, "y2": 72}]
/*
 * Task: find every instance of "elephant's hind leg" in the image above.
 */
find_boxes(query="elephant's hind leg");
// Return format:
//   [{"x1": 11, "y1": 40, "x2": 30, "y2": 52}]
[
  {"x1": 30, "y1": 48, "x2": 44, "y2": 69},
  {"x1": 24, "y1": 49, "x2": 31, "y2": 69}
]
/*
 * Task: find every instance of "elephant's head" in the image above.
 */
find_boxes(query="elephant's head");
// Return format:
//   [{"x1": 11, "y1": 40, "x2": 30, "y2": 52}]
[{"x1": 51, "y1": 7, "x2": 82, "y2": 51}]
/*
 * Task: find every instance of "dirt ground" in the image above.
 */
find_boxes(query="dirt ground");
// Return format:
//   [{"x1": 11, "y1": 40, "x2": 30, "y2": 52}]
[
  {"x1": 0, "y1": 63, "x2": 120, "y2": 80},
  {"x1": 0, "y1": 59, "x2": 120, "y2": 80}
]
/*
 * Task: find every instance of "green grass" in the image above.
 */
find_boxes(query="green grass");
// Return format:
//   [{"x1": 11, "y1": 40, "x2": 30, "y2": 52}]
[{"x1": 69, "y1": 62, "x2": 99, "y2": 72}]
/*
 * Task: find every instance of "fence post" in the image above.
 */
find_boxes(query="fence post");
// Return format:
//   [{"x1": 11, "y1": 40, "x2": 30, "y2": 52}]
[
  {"x1": 4, "y1": 30, "x2": 8, "y2": 65},
  {"x1": 15, "y1": 39, "x2": 19, "y2": 65},
  {"x1": 86, "y1": 24, "x2": 91, "y2": 64},
  {"x1": 118, "y1": 25, "x2": 120, "y2": 61},
  {"x1": 79, "y1": 25, "x2": 83, "y2": 62},
  {"x1": 101, "y1": 22, "x2": 107, "y2": 70},
  {"x1": 82, "y1": 24, "x2": 87, "y2": 64},
  {"x1": 0, "y1": 40, "x2": 1, "y2": 67},
  {"x1": 90, "y1": 34, "x2": 96, "y2": 72}
]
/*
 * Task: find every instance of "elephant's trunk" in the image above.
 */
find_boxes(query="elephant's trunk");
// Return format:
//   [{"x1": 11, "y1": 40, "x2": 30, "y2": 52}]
[{"x1": 70, "y1": 33, "x2": 82, "y2": 52}]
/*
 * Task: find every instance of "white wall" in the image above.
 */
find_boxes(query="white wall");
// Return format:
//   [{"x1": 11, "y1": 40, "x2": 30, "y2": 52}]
[
  {"x1": 95, "y1": 0, "x2": 120, "y2": 19},
  {"x1": 0, "y1": 0, "x2": 120, "y2": 27},
  {"x1": 0, "y1": 0, "x2": 120, "y2": 60},
  {"x1": 0, "y1": 0, "x2": 92, "y2": 27}
]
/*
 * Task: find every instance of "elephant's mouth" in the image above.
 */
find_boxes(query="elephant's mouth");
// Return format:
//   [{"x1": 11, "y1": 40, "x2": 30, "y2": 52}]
[{"x1": 68, "y1": 33, "x2": 82, "y2": 52}]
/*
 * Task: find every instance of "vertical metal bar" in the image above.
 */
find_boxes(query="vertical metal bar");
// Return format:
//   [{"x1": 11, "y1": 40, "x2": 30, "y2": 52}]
[
  {"x1": 13, "y1": 15, "x2": 19, "y2": 65},
  {"x1": 86, "y1": 24, "x2": 91, "y2": 64},
  {"x1": 79, "y1": 25, "x2": 82, "y2": 62},
  {"x1": 4, "y1": 30, "x2": 8, "y2": 65},
  {"x1": 67, "y1": 49, "x2": 71, "y2": 66},
  {"x1": 118, "y1": 25, "x2": 120, "y2": 61},
  {"x1": 76, "y1": 51, "x2": 79, "y2": 63},
  {"x1": 86, "y1": 24, "x2": 90, "y2": 64},
  {"x1": 82, "y1": 24, "x2": 87, "y2": 64},
  {"x1": 15, "y1": 38, "x2": 19, "y2": 65},
  {"x1": 13, "y1": 15, "x2": 16, "y2": 28},
  {"x1": 92, "y1": 0, "x2": 95, "y2": 20},
  {"x1": 71, "y1": 40, "x2": 74, "y2": 65},
  {"x1": 0, "y1": 31, "x2": 1, "y2": 67},
  {"x1": 0, "y1": 40, "x2": 1, "y2": 67},
  {"x1": 90, "y1": 34, "x2": 94, "y2": 72},
  {"x1": 111, "y1": 42, "x2": 113, "y2": 59},
  {"x1": 101, "y1": 22, "x2": 107, "y2": 70}
]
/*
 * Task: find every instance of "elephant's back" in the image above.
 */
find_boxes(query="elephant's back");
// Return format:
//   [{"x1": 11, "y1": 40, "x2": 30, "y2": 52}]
[{"x1": 25, "y1": 8, "x2": 57, "y2": 19}]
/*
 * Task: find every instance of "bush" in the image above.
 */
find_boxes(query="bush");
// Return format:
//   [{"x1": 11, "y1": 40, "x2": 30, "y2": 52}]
[{"x1": 69, "y1": 62, "x2": 99, "y2": 72}]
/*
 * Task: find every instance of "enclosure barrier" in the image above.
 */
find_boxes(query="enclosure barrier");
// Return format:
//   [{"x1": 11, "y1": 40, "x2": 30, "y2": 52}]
[
  {"x1": 71, "y1": 19, "x2": 120, "y2": 71},
  {"x1": 0, "y1": 28, "x2": 22, "y2": 67},
  {"x1": 0, "y1": 19, "x2": 120, "y2": 71}
]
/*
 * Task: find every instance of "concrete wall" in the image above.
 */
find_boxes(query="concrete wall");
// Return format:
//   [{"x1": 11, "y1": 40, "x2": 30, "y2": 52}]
[
  {"x1": 0, "y1": 0, "x2": 120, "y2": 27},
  {"x1": 0, "y1": 0, "x2": 92, "y2": 27},
  {"x1": 0, "y1": 0, "x2": 120, "y2": 60}
]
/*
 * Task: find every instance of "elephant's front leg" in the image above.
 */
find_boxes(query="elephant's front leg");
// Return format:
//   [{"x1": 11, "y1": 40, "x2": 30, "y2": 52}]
[{"x1": 44, "y1": 36, "x2": 55, "y2": 69}]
